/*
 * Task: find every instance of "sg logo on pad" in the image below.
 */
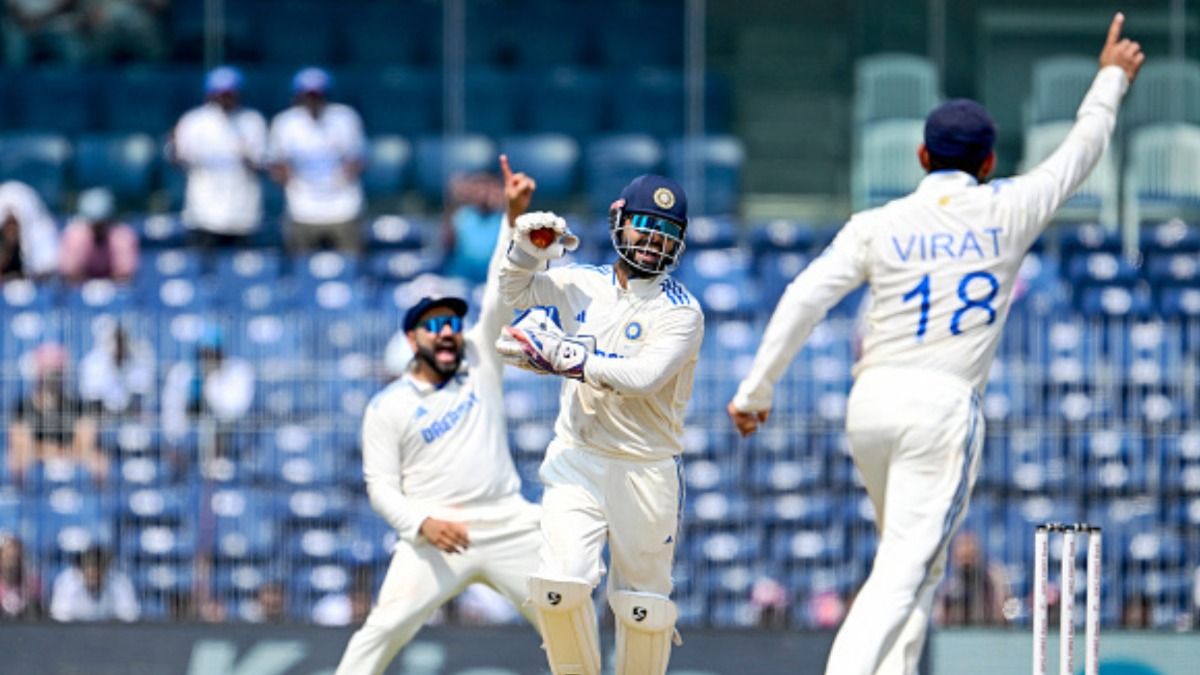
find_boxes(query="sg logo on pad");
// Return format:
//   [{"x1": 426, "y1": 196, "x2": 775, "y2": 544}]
[
  {"x1": 632, "y1": 606, "x2": 648, "y2": 622},
  {"x1": 547, "y1": 591, "x2": 562, "y2": 606}
]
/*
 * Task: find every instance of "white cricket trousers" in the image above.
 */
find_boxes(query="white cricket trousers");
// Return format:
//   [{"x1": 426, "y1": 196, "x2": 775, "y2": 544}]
[
  {"x1": 536, "y1": 444, "x2": 682, "y2": 596},
  {"x1": 335, "y1": 501, "x2": 542, "y2": 675},
  {"x1": 824, "y1": 367, "x2": 983, "y2": 675}
]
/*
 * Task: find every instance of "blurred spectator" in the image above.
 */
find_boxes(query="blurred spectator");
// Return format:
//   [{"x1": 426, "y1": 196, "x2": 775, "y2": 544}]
[
  {"x1": 1122, "y1": 591, "x2": 1154, "y2": 628},
  {"x1": 2, "y1": 0, "x2": 85, "y2": 66},
  {"x1": 935, "y1": 530, "x2": 1010, "y2": 626},
  {"x1": 0, "y1": 533, "x2": 43, "y2": 620},
  {"x1": 161, "y1": 325, "x2": 254, "y2": 457},
  {"x1": 242, "y1": 580, "x2": 286, "y2": 623},
  {"x1": 750, "y1": 575, "x2": 790, "y2": 628},
  {"x1": 170, "y1": 66, "x2": 267, "y2": 249},
  {"x1": 312, "y1": 565, "x2": 375, "y2": 626},
  {"x1": 49, "y1": 544, "x2": 139, "y2": 622},
  {"x1": 7, "y1": 343, "x2": 107, "y2": 485},
  {"x1": 84, "y1": 0, "x2": 166, "y2": 63},
  {"x1": 807, "y1": 588, "x2": 847, "y2": 629},
  {"x1": 78, "y1": 315, "x2": 154, "y2": 416},
  {"x1": 268, "y1": 67, "x2": 365, "y2": 254},
  {"x1": 0, "y1": 181, "x2": 59, "y2": 281},
  {"x1": 58, "y1": 187, "x2": 139, "y2": 284},
  {"x1": 442, "y1": 172, "x2": 505, "y2": 283}
]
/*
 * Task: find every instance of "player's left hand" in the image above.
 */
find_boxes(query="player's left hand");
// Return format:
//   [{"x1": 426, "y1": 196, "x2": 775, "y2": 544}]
[
  {"x1": 727, "y1": 401, "x2": 770, "y2": 438},
  {"x1": 512, "y1": 211, "x2": 580, "y2": 262}
]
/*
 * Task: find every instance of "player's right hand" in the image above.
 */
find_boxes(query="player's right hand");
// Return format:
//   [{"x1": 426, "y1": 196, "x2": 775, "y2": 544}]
[
  {"x1": 727, "y1": 401, "x2": 770, "y2": 438},
  {"x1": 419, "y1": 517, "x2": 470, "y2": 554},
  {"x1": 511, "y1": 211, "x2": 580, "y2": 262},
  {"x1": 1099, "y1": 12, "x2": 1145, "y2": 84},
  {"x1": 501, "y1": 154, "x2": 536, "y2": 225}
]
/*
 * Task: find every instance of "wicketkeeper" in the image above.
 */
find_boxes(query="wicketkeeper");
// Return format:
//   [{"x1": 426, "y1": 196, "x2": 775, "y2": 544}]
[{"x1": 495, "y1": 166, "x2": 705, "y2": 675}]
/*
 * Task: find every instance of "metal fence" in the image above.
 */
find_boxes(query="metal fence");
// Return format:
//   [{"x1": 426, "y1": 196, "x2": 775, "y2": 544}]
[{"x1": 2, "y1": 306, "x2": 1197, "y2": 632}]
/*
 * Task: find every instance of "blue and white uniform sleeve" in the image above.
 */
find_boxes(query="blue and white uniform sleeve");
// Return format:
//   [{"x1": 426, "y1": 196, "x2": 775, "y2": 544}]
[
  {"x1": 467, "y1": 216, "x2": 516, "y2": 381},
  {"x1": 498, "y1": 250, "x2": 577, "y2": 310},
  {"x1": 583, "y1": 306, "x2": 703, "y2": 396},
  {"x1": 1002, "y1": 65, "x2": 1129, "y2": 250},
  {"x1": 360, "y1": 400, "x2": 427, "y2": 542},
  {"x1": 733, "y1": 221, "x2": 870, "y2": 411}
]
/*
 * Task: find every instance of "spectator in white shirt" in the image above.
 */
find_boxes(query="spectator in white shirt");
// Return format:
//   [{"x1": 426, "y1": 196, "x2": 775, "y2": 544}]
[
  {"x1": 268, "y1": 67, "x2": 365, "y2": 254},
  {"x1": 49, "y1": 545, "x2": 139, "y2": 623},
  {"x1": 78, "y1": 316, "x2": 154, "y2": 416},
  {"x1": 161, "y1": 324, "x2": 255, "y2": 459},
  {"x1": 0, "y1": 180, "x2": 58, "y2": 280},
  {"x1": 169, "y1": 66, "x2": 267, "y2": 249}
]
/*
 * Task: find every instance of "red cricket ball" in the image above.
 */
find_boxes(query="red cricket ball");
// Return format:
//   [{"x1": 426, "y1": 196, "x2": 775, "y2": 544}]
[{"x1": 529, "y1": 227, "x2": 556, "y2": 249}]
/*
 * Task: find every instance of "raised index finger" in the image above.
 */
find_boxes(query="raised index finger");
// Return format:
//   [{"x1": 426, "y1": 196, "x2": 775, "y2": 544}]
[
  {"x1": 499, "y1": 154, "x2": 513, "y2": 183},
  {"x1": 1105, "y1": 12, "x2": 1124, "y2": 47}
]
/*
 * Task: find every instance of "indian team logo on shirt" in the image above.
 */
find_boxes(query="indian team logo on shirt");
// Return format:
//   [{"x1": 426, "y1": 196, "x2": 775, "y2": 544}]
[{"x1": 624, "y1": 321, "x2": 643, "y2": 340}]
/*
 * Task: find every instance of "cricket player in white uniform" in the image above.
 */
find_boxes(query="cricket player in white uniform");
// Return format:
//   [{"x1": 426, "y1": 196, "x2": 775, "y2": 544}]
[
  {"x1": 334, "y1": 157, "x2": 542, "y2": 675},
  {"x1": 495, "y1": 168, "x2": 704, "y2": 675},
  {"x1": 727, "y1": 15, "x2": 1144, "y2": 675}
]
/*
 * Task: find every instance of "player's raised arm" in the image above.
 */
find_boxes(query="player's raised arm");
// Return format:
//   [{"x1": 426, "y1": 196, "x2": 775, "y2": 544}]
[
  {"x1": 496, "y1": 157, "x2": 581, "y2": 310},
  {"x1": 469, "y1": 155, "x2": 530, "y2": 361},
  {"x1": 1003, "y1": 12, "x2": 1144, "y2": 250}
]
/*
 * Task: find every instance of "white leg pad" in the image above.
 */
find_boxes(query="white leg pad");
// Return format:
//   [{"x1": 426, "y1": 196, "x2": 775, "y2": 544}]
[
  {"x1": 610, "y1": 591, "x2": 680, "y2": 675},
  {"x1": 527, "y1": 575, "x2": 601, "y2": 675}
]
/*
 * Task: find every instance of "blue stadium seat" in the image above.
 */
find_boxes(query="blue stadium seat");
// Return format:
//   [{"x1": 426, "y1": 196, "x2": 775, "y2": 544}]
[
  {"x1": 341, "y1": 2, "x2": 437, "y2": 66},
  {"x1": 1157, "y1": 286, "x2": 1200, "y2": 318},
  {"x1": 295, "y1": 251, "x2": 360, "y2": 284},
  {"x1": 131, "y1": 214, "x2": 189, "y2": 249},
  {"x1": 100, "y1": 68, "x2": 188, "y2": 133},
  {"x1": 1146, "y1": 253, "x2": 1200, "y2": 289},
  {"x1": 350, "y1": 68, "x2": 438, "y2": 136},
  {"x1": 1059, "y1": 224, "x2": 1122, "y2": 258},
  {"x1": 288, "y1": 527, "x2": 341, "y2": 565},
  {"x1": 595, "y1": 6, "x2": 683, "y2": 69},
  {"x1": 522, "y1": 68, "x2": 605, "y2": 137},
  {"x1": 683, "y1": 215, "x2": 738, "y2": 250},
  {"x1": 0, "y1": 279, "x2": 53, "y2": 312},
  {"x1": 498, "y1": 134, "x2": 580, "y2": 201},
  {"x1": 753, "y1": 493, "x2": 835, "y2": 529},
  {"x1": 506, "y1": 5, "x2": 591, "y2": 68},
  {"x1": 256, "y1": 2, "x2": 336, "y2": 66},
  {"x1": 747, "y1": 457, "x2": 826, "y2": 495},
  {"x1": 120, "y1": 487, "x2": 189, "y2": 526},
  {"x1": 584, "y1": 134, "x2": 664, "y2": 213},
  {"x1": 12, "y1": 70, "x2": 95, "y2": 134},
  {"x1": 1077, "y1": 286, "x2": 1153, "y2": 318},
  {"x1": 213, "y1": 249, "x2": 283, "y2": 285},
  {"x1": 1140, "y1": 219, "x2": 1200, "y2": 254},
  {"x1": 757, "y1": 251, "x2": 810, "y2": 307},
  {"x1": 750, "y1": 219, "x2": 816, "y2": 254},
  {"x1": 1066, "y1": 252, "x2": 1140, "y2": 287},
  {"x1": 465, "y1": 70, "x2": 519, "y2": 137},
  {"x1": 685, "y1": 492, "x2": 751, "y2": 525},
  {"x1": 685, "y1": 527, "x2": 763, "y2": 565},
  {"x1": 611, "y1": 70, "x2": 732, "y2": 137},
  {"x1": 413, "y1": 134, "x2": 498, "y2": 204},
  {"x1": 770, "y1": 526, "x2": 846, "y2": 565},
  {"x1": 32, "y1": 489, "x2": 115, "y2": 560},
  {"x1": 73, "y1": 133, "x2": 158, "y2": 206},
  {"x1": 0, "y1": 132, "x2": 71, "y2": 209},
  {"x1": 284, "y1": 488, "x2": 349, "y2": 527},
  {"x1": 211, "y1": 488, "x2": 284, "y2": 562},
  {"x1": 665, "y1": 136, "x2": 746, "y2": 216},
  {"x1": 363, "y1": 215, "x2": 427, "y2": 250},
  {"x1": 363, "y1": 135, "x2": 412, "y2": 204},
  {"x1": 676, "y1": 248, "x2": 757, "y2": 316}
]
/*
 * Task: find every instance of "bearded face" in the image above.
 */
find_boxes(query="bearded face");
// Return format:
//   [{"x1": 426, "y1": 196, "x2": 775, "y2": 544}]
[{"x1": 407, "y1": 310, "x2": 465, "y2": 379}]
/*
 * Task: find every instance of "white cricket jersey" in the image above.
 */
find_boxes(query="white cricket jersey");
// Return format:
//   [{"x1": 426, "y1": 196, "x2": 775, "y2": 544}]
[
  {"x1": 173, "y1": 102, "x2": 267, "y2": 234},
  {"x1": 499, "y1": 260, "x2": 705, "y2": 461},
  {"x1": 267, "y1": 103, "x2": 365, "y2": 225},
  {"x1": 360, "y1": 221, "x2": 524, "y2": 542},
  {"x1": 734, "y1": 66, "x2": 1129, "y2": 410}
]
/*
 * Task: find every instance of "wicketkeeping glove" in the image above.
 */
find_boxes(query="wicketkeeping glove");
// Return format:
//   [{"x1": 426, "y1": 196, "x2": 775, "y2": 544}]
[
  {"x1": 496, "y1": 306, "x2": 593, "y2": 380},
  {"x1": 508, "y1": 211, "x2": 580, "y2": 267}
]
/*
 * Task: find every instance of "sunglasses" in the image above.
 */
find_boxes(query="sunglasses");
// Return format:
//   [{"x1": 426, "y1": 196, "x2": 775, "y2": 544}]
[
  {"x1": 629, "y1": 214, "x2": 684, "y2": 240},
  {"x1": 416, "y1": 316, "x2": 463, "y2": 333}
]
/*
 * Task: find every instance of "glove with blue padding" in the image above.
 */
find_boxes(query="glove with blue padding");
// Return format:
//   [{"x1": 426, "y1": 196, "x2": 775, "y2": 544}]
[
  {"x1": 508, "y1": 211, "x2": 580, "y2": 268},
  {"x1": 496, "y1": 306, "x2": 593, "y2": 380}
]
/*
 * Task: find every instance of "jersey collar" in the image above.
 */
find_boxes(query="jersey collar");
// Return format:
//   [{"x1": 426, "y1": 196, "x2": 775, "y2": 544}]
[{"x1": 917, "y1": 170, "x2": 980, "y2": 193}]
